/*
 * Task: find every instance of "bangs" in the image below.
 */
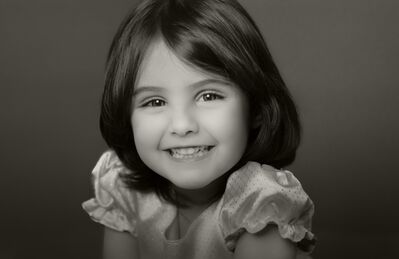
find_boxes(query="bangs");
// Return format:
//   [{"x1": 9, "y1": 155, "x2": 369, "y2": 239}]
[
  {"x1": 157, "y1": 0, "x2": 267, "y2": 100},
  {"x1": 101, "y1": 0, "x2": 301, "y2": 206}
]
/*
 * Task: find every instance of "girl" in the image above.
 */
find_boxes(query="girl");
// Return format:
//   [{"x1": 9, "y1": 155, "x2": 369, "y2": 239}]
[{"x1": 82, "y1": 0, "x2": 316, "y2": 258}]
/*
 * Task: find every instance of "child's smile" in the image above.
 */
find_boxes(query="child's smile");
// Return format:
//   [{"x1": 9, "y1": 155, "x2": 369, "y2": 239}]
[
  {"x1": 131, "y1": 40, "x2": 249, "y2": 190},
  {"x1": 167, "y1": 146, "x2": 214, "y2": 161}
]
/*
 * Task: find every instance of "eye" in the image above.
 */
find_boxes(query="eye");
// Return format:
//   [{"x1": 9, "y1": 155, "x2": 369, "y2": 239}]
[
  {"x1": 141, "y1": 98, "x2": 166, "y2": 107},
  {"x1": 198, "y1": 92, "x2": 224, "y2": 102}
]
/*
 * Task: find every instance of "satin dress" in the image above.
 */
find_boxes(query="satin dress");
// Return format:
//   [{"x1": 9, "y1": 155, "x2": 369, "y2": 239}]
[{"x1": 82, "y1": 151, "x2": 316, "y2": 259}]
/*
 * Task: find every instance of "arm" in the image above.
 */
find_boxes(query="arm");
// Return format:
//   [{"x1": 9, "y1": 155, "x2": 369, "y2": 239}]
[
  {"x1": 233, "y1": 224, "x2": 296, "y2": 259},
  {"x1": 103, "y1": 227, "x2": 139, "y2": 259}
]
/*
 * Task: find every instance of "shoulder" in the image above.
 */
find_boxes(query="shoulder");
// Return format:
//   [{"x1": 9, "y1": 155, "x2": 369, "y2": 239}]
[
  {"x1": 88, "y1": 150, "x2": 133, "y2": 209},
  {"x1": 223, "y1": 162, "x2": 305, "y2": 199},
  {"x1": 93, "y1": 150, "x2": 126, "y2": 185},
  {"x1": 219, "y1": 162, "x2": 316, "y2": 254},
  {"x1": 82, "y1": 150, "x2": 138, "y2": 234}
]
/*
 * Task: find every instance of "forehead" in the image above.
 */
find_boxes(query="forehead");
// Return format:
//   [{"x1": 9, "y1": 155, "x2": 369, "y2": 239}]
[{"x1": 136, "y1": 40, "x2": 218, "y2": 88}]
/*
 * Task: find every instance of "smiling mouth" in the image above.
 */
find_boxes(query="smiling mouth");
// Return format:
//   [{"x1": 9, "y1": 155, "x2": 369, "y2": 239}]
[{"x1": 167, "y1": 146, "x2": 214, "y2": 159}]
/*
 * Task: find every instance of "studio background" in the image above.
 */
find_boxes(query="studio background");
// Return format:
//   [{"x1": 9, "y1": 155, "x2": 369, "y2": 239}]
[{"x1": 1, "y1": 0, "x2": 398, "y2": 258}]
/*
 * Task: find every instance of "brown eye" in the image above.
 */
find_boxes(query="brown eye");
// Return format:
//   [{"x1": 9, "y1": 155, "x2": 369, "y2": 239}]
[
  {"x1": 200, "y1": 92, "x2": 223, "y2": 102},
  {"x1": 143, "y1": 99, "x2": 166, "y2": 107}
]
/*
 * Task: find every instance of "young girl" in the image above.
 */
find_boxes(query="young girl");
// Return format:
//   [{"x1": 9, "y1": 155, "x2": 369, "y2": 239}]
[{"x1": 82, "y1": 0, "x2": 316, "y2": 258}]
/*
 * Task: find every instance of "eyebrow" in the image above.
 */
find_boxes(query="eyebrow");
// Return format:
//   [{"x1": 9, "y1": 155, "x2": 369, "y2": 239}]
[{"x1": 133, "y1": 78, "x2": 231, "y2": 97}]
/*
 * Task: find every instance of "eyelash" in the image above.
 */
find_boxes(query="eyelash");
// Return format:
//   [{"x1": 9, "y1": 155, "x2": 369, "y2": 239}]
[
  {"x1": 139, "y1": 91, "x2": 224, "y2": 108},
  {"x1": 197, "y1": 91, "x2": 224, "y2": 102},
  {"x1": 141, "y1": 98, "x2": 166, "y2": 107}
]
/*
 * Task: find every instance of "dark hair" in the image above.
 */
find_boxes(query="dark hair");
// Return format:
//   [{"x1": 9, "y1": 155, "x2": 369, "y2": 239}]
[{"x1": 100, "y1": 0, "x2": 301, "y2": 205}]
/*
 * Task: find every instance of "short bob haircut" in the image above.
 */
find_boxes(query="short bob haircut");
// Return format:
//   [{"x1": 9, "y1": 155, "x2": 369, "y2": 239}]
[{"x1": 100, "y1": 0, "x2": 301, "y2": 205}]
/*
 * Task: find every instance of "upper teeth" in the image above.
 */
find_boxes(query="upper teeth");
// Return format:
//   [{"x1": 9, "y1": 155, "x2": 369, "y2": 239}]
[{"x1": 170, "y1": 146, "x2": 209, "y2": 155}]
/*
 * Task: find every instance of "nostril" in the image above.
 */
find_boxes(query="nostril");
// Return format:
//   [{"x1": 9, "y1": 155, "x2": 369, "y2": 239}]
[{"x1": 171, "y1": 128, "x2": 196, "y2": 136}]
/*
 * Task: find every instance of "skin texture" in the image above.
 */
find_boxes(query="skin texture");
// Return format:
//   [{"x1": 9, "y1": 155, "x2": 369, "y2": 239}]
[
  {"x1": 104, "y1": 40, "x2": 296, "y2": 259},
  {"x1": 131, "y1": 40, "x2": 250, "y2": 191},
  {"x1": 103, "y1": 227, "x2": 139, "y2": 259},
  {"x1": 102, "y1": 223, "x2": 297, "y2": 259},
  {"x1": 234, "y1": 225, "x2": 297, "y2": 259}
]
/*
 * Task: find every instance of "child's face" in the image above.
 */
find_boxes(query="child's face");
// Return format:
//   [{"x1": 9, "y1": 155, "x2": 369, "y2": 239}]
[{"x1": 131, "y1": 41, "x2": 249, "y2": 190}]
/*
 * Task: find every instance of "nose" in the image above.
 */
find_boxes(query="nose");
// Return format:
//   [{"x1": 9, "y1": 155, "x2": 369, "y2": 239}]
[{"x1": 168, "y1": 107, "x2": 199, "y2": 136}]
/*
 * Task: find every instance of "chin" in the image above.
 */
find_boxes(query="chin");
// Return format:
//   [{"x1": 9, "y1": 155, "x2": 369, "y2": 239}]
[{"x1": 171, "y1": 177, "x2": 212, "y2": 190}]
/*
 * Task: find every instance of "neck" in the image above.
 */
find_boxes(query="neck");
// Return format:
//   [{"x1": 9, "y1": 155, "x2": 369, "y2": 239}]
[{"x1": 172, "y1": 173, "x2": 228, "y2": 208}]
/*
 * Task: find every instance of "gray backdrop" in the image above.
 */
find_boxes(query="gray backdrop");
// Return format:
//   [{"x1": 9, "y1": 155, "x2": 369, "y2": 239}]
[{"x1": 1, "y1": 0, "x2": 398, "y2": 258}]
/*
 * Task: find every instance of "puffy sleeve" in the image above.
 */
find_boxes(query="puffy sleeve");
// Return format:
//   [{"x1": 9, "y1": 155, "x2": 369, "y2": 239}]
[
  {"x1": 219, "y1": 162, "x2": 316, "y2": 253},
  {"x1": 81, "y1": 150, "x2": 137, "y2": 236}
]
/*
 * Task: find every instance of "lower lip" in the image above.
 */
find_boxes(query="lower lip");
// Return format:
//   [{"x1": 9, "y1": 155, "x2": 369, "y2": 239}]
[{"x1": 166, "y1": 147, "x2": 214, "y2": 162}]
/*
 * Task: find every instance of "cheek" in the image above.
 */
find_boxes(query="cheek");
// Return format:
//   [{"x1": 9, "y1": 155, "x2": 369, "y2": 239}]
[
  {"x1": 131, "y1": 113, "x2": 164, "y2": 150},
  {"x1": 226, "y1": 108, "x2": 249, "y2": 149},
  {"x1": 202, "y1": 100, "x2": 249, "y2": 146}
]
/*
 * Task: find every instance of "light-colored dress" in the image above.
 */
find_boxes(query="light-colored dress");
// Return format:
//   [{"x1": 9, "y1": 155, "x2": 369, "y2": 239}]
[{"x1": 82, "y1": 150, "x2": 316, "y2": 259}]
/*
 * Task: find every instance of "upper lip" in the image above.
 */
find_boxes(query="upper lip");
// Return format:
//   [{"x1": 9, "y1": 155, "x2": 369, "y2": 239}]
[{"x1": 162, "y1": 145, "x2": 214, "y2": 150}]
